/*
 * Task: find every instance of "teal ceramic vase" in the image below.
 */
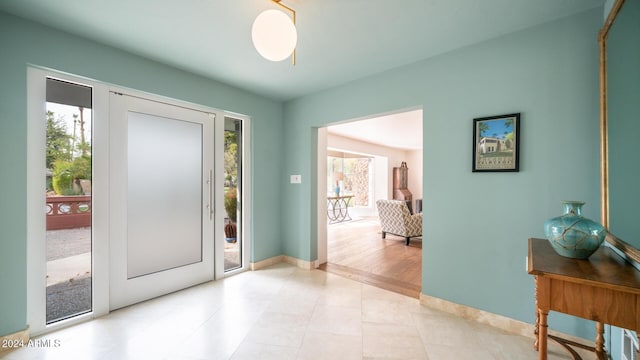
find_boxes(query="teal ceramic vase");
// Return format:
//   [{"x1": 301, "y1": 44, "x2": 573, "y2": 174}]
[{"x1": 544, "y1": 201, "x2": 606, "y2": 259}]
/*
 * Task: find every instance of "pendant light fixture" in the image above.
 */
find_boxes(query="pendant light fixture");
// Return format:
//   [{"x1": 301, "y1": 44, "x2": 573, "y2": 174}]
[{"x1": 252, "y1": 0, "x2": 297, "y2": 65}]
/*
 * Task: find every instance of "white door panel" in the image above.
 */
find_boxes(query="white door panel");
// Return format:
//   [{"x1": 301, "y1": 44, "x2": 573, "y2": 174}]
[{"x1": 109, "y1": 93, "x2": 215, "y2": 310}]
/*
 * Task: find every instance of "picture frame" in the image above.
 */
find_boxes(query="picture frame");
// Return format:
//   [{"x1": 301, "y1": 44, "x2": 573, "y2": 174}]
[{"x1": 472, "y1": 113, "x2": 520, "y2": 172}]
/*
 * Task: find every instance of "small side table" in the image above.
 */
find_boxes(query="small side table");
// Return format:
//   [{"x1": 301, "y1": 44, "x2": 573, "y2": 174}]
[
  {"x1": 327, "y1": 195, "x2": 354, "y2": 224},
  {"x1": 527, "y1": 238, "x2": 640, "y2": 360}
]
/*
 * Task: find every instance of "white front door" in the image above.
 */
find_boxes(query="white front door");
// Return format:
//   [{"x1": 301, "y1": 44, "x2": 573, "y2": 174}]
[{"x1": 109, "y1": 92, "x2": 215, "y2": 310}]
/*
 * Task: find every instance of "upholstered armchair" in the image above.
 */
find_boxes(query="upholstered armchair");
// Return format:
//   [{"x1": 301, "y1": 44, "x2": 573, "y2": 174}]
[{"x1": 375, "y1": 199, "x2": 423, "y2": 245}]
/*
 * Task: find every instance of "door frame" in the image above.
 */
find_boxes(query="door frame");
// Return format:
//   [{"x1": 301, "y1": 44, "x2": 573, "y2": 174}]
[
  {"x1": 317, "y1": 109, "x2": 424, "y2": 269},
  {"x1": 26, "y1": 67, "x2": 251, "y2": 335},
  {"x1": 26, "y1": 67, "x2": 110, "y2": 335}
]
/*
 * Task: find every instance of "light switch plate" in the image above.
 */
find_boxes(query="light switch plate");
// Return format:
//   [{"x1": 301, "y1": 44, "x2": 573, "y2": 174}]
[{"x1": 290, "y1": 175, "x2": 302, "y2": 184}]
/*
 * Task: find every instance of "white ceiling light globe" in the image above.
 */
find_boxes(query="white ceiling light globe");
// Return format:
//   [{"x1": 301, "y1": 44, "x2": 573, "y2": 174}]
[{"x1": 252, "y1": 9, "x2": 297, "y2": 62}]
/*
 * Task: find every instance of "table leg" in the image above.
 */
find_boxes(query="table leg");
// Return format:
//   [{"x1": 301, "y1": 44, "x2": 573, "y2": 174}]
[
  {"x1": 538, "y1": 309, "x2": 548, "y2": 360},
  {"x1": 534, "y1": 275, "x2": 540, "y2": 351},
  {"x1": 534, "y1": 309, "x2": 540, "y2": 350},
  {"x1": 595, "y1": 322, "x2": 605, "y2": 356},
  {"x1": 339, "y1": 198, "x2": 348, "y2": 221},
  {"x1": 342, "y1": 197, "x2": 352, "y2": 221}
]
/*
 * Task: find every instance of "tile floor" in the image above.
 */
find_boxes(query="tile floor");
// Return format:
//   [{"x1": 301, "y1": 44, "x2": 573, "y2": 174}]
[{"x1": 3, "y1": 263, "x2": 592, "y2": 360}]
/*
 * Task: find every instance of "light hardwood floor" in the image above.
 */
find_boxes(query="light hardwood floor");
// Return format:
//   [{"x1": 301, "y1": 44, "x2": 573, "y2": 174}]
[{"x1": 320, "y1": 216, "x2": 422, "y2": 298}]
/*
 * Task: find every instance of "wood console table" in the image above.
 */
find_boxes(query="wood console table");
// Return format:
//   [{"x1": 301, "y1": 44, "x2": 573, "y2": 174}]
[{"x1": 527, "y1": 238, "x2": 640, "y2": 360}]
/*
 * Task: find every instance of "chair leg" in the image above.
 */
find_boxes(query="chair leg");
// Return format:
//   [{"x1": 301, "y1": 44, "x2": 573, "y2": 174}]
[
  {"x1": 382, "y1": 231, "x2": 386, "y2": 239},
  {"x1": 405, "y1": 237, "x2": 410, "y2": 245}
]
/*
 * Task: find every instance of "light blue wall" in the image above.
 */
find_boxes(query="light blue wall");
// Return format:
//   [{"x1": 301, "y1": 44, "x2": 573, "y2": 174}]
[
  {"x1": 0, "y1": 3, "x2": 613, "y2": 346},
  {"x1": 283, "y1": 8, "x2": 602, "y2": 339},
  {"x1": 0, "y1": 11, "x2": 283, "y2": 337}
]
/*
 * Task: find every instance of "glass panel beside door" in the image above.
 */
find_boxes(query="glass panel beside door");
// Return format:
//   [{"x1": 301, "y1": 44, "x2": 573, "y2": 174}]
[
  {"x1": 224, "y1": 117, "x2": 243, "y2": 272},
  {"x1": 45, "y1": 78, "x2": 93, "y2": 324}
]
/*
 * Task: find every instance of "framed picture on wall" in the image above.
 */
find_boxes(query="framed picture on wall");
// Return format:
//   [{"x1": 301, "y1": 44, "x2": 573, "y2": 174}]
[{"x1": 472, "y1": 113, "x2": 520, "y2": 172}]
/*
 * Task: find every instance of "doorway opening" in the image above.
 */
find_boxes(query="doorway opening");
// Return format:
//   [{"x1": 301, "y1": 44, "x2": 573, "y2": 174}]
[{"x1": 318, "y1": 109, "x2": 423, "y2": 298}]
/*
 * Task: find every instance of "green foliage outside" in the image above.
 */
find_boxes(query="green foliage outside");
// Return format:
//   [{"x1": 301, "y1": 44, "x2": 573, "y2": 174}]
[
  {"x1": 51, "y1": 160, "x2": 75, "y2": 195},
  {"x1": 46, "y1": 110, "x2": 72, "y2": 168},
  {"x1": 224, "y1": 126, "x2": 239, "y2": 223},
  {"x1": 224, "y1": 188, "x2": 238, "y2": 223},
  {"x1": 47, "y1": 108, "x2": 92, "y2": 195},
  {"x1": 51, "y1": 156, "x2": 92, "y2": 195},
  {"x1": 71, "y1": 156, "x2": 92, "y2": 180},
  {"x1": 224, "y1": 130, "x2": 238, "y2": 188}
]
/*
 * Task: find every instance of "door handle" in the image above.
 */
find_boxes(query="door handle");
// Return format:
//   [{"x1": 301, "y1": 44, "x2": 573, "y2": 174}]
[{"x1": 207, "y1": 170, "x2": 213, "y2": 221}]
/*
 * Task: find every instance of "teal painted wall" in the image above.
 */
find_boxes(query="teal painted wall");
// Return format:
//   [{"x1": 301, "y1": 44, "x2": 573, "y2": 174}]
[
  {"x1": 0, "y1": 11, "x2": 283, "y2": 337},
  {"x1": 283, "y1": 8, "x2": 602, "y2": 339}
]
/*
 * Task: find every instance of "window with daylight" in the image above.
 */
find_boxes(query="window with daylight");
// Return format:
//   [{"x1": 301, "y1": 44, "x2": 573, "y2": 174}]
[{"x1": 327, "y1": 150, "x2": 373, "y2": 207}]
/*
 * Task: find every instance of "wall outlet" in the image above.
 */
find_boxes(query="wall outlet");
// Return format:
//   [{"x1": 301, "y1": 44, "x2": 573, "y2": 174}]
[{"x1": 290, "y1": 175, "x2": 302, "y2": 184}]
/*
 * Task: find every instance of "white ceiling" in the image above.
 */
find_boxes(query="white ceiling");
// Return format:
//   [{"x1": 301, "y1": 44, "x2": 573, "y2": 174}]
[
  {"x1": 0, "y1": 0, "x2": 603, "y2": 101},
  {"x1": 328, "y1": 109, "x2": 423, "y2": 151}
]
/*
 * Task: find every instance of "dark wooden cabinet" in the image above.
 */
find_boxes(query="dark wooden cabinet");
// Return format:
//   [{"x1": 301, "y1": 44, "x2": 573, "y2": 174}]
[{"x1": 392, "y1": 165, "x2": 412, "y2": 202}]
